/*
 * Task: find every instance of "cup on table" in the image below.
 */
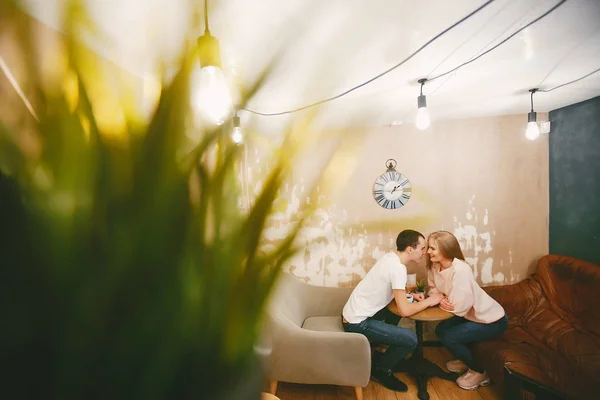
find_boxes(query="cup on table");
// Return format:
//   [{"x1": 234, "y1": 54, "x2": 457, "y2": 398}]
[{"x1": 406, "y1": 274, "x2": 417, "y2": 293}]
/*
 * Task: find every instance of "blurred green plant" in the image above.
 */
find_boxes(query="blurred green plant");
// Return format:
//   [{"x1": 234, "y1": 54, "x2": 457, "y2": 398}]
[
  {"x1": 0, "y1": 1, "x2": 318, "y2": 399},
  {"x1": 416, "y1": 280, "x2": 427, "y2": 293}
]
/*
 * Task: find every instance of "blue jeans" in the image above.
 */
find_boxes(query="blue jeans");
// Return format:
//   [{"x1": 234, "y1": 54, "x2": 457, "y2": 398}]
[
  {"x1": 343, "y1": 317, "x2": 417, "y2": 371},
  {"x1": 435, "y1": 314, "x2": 508, "y2": 373}
]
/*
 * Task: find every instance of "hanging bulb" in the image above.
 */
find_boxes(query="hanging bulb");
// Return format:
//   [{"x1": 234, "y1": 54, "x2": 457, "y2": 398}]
[
  {"x1": 416, "y1": 103, "x2": 430, "y2": 130},
  {"x1": 191, "y1": 13, "x2": 232, "y2": 126},
  {"x1": 415, "y1": 78, "x2": 430, "y2": 130},
  {"x1": 191, "y1": 65, "x2": 232, "y2": 125},
  {"x1": 526, "y1": 122, "x2": 540, "y2": 140},
  {"x1": 232, "y1": 113, "x2": 243, "y2": 145},
  {"x1": 525, "y1": 88, "x2": 540, "y2": 140}
]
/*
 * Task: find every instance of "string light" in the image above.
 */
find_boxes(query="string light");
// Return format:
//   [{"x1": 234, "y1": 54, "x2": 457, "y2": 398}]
[
  {"x1": 191, "y1": 0, "x2": 232, "y2": 125},
  {"x1": 243, "y1": 0, "x2": 566, "y2": 117},
  {"x1": 523, "y1": 67, "x2": 600, "y2": 140},
  {"x1": 1, "y1": 0, "x2": 597, "y2": 131},
  {"x1": 243, "y1": 0, "x2": 496, "y2": 116},
  {"x1": 415, "y1": 79, "x2": 430, "y2": 130},
  {"x1": 232, "y1": 111, "x2": 243, "y2": 145},
  {"x1": 526, "y1": 89, "x2": 540, "y2": 141}
]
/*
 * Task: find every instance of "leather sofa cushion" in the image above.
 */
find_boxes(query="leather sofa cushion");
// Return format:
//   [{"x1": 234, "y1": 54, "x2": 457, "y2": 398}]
[
  {"x1": 474, "y1": 332, "x2": 597, "y2": 400},
  {"x1": 536, "y1": 256, "x2": 600, "y2": 337}
]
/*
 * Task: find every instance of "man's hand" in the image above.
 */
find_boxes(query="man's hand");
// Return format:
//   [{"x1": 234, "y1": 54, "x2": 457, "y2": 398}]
[
  {"x1": 440, "y1": 296, "x2": 455, "y2": 311},
  {"x1": 413, "y1": 293, "x2": 425, "y2": 302},
  {"x1": 426, "y1": 292, "x2": 443, "y2": 306}
]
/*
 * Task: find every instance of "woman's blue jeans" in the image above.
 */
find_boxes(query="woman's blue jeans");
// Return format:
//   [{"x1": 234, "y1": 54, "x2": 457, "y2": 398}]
[
  {"x1": 435, "y1": 314, "x2": 508, "y2": 373},
  {"x1": 343, "y1": 317, "x2": 417, "y2": 371}
]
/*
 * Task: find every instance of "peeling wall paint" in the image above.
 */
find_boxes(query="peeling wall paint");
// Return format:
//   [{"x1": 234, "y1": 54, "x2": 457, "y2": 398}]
[{"x1": 243, "y1": 115, "x2": 549, "y2": 289}]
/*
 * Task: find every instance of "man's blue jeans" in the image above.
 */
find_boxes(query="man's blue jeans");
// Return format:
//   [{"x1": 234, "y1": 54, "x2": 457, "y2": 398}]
[
  {"x1": 343, "y1": 317, "x2": 417, "y2": 371},
  {"x1": 435, "y1": 314, "x2": 508, "y2": 373}
]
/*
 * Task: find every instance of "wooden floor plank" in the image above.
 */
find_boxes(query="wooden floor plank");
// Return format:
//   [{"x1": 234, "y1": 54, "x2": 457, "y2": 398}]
[
  {"x1": 376, "y1": 382, "x2": 399, "y2": 400},
  {"x1": 477, "y1": 384, "x2": 503, "y2": 400},
  {"x1": 425, "y1": 348, "x2": 483, "y2": 400},
  {"x1": 362, "y1": 381, "x2": 378, "y2": 400},
  {"x1": 391, "y1": 371, "x2": 420, "y2": 400},
  {"x1": 270, "y1": 347, "x2": 502, "y2": 400}
]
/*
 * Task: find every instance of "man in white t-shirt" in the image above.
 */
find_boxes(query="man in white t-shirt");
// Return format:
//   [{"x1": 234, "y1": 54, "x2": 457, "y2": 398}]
[{"x1": 342, "y1": 230, "x2": 443, "y2": 392}]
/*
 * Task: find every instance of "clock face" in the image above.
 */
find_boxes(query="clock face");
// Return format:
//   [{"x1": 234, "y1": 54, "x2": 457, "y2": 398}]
[{"x1": 373, "y1": 170, "x2": 412, "y2": 209}]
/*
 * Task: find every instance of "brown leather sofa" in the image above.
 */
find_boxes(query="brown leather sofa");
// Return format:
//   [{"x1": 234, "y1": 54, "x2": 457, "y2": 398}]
[{"x1": 472, "y1": 255, "x2": 600, "y2": 400}]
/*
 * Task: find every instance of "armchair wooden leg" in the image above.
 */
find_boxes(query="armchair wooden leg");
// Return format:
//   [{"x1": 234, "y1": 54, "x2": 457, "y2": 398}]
[
  {"x1": 269, "y1": 380, "x2": 278, "y2": 395},
  {"x1": 354, "y1": 386, "x2": 363, "y2": 400}
]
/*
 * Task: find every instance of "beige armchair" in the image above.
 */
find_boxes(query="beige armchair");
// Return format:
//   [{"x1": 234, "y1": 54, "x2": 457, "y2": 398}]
[{"x1": 264, "y1": 273, "x2": 371, "y2": 400}]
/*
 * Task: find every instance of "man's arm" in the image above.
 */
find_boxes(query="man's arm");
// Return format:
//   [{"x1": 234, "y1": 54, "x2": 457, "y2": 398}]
[{"x1": 393, "y1": 289, "x2": 443, "y2": 317}]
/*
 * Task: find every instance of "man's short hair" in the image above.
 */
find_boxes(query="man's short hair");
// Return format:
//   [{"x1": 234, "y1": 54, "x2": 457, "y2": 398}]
[{"x1": 396, "y1": 229, "x2": 425, "y2": 251}]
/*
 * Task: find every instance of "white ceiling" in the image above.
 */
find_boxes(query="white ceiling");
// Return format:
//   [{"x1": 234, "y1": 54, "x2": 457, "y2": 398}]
[{"x1": 21, "y1": 0, "x2": 600, "y2": 131}]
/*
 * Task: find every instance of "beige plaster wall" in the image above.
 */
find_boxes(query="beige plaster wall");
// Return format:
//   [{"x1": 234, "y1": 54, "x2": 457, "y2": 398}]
[{"x1": 253, "y1": 115, "x2": 549, "y2": 288}]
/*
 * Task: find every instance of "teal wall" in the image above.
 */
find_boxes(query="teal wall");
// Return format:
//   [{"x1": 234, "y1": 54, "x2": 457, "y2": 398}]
[{"x1": 549, "y1": 96, "x2": 600, "y2": 265}]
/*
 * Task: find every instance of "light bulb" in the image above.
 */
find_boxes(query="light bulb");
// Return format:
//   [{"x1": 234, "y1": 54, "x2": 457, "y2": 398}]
[
  {"x1": 525, "y1": 121, "x2": 540, "y2": 140},
  {"x1": 232, "y1": 126, "x2": 243, "y2": 145},
  {"x1": 416, "y1": 107, "x2": 430, "y2": 130},
  {"x1": 191, "y1": 65, "x2": 232, "y2": 125}
]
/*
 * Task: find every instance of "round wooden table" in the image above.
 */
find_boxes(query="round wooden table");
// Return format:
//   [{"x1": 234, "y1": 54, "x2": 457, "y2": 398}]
[
  {"x1": 388, "y1": 303, "x2": 454, "y2": 322},
  {"x1": 388, "y1": 304, "x2": 453, "y2": 348},
  {"x1": 387, "y1": 302, "x2": 457, "y2": 400}
]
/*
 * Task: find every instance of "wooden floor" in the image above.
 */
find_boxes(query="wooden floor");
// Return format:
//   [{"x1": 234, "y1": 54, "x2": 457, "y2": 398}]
[{"x1": 270, "y1": 348, "x2": 503, "y2": 400}]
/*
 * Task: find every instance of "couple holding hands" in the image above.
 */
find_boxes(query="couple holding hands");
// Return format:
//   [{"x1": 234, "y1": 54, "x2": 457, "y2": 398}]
[{"x1": 341, "y1": 230, "x2": 508, "y2": 392}]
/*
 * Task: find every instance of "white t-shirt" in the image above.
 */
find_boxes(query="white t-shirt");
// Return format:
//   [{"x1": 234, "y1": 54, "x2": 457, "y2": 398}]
[{"x1": 342, "y1": 252, "x2": 407, "y2": 324}]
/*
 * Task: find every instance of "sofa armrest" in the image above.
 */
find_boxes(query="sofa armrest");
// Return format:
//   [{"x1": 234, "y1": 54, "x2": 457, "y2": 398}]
[
  {"x1": 503, "y1": 366, "x2": 577, "y2": 400},
  {"x1": 484, "y1": 278, "x2": 543, "y2": 322},
  {"x1": 267, "y1": 314, "x2": 371, "y2": 386}
]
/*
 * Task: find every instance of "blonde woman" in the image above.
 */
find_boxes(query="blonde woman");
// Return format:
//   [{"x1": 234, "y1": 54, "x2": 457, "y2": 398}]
[{"x1": 426, "y1": 231, "x2": 507, "y2": 390}]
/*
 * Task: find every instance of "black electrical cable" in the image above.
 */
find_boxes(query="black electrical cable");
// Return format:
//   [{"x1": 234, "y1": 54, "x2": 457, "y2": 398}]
[
  {"x1": 538, "y1": 66, "x2": 600, "y2": 92},
  {"x1": 204, "y1": 0, "x2": 210, "y2": 32},
  {"x1": 529, "y1": 88, "x2": 540, "y2": 112},
  {"x1": 427, "y1": 0, "x2": 566, "y2": 82},
  {"x1": 244, "y1": 0, "x2": 568, "y2": 117},
  {"x1": 243, "y1": 0, "x2": 496, "y2": 116}
]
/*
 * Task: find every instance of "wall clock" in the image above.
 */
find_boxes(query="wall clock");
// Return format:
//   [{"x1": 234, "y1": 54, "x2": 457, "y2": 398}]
[{"x1": 372, "y1": 159, "x2": 412, "y2": 209}]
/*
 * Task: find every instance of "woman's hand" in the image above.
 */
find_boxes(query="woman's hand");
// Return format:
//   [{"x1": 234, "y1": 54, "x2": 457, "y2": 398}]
[
  {"x1": 440, "y1": 296, "x2": 455, "y2": 311},
  {"x1": 413, "y1": 293, "x2": 425, "y2": 302},
  {"x1": 426, "y1": 292, "x2": 444, "y2": 307}
]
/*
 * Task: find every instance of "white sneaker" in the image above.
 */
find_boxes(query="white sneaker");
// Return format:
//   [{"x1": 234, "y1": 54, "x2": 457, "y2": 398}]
[{"x1": 456, "y1": 369, "x2": 491, "y2": 390}]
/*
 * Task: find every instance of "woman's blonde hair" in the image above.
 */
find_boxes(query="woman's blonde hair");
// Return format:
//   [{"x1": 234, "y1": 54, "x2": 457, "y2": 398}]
[{"x1": 426, "y1": 230, "x2": 466, "y2": 269}]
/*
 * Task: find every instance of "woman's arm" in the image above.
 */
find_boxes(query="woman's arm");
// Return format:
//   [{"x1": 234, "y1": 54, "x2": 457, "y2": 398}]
[
  {"x1": 427, "y1": 267, "x2": 440, "y2": 295},
  {"x1": 447, "y1": 266, "x2": 475, "y2": 316}
]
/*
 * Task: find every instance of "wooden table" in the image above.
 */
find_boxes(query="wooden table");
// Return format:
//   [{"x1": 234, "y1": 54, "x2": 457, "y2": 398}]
[
  {"x1": 387, "y1": 302, "x2": 458, "y2": 400},
  {"x1": 388, "y1": 303, "x2": 454, "y2": 353}
]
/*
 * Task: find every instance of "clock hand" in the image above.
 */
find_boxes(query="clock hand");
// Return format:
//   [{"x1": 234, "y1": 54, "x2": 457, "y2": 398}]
[{"x1": 390, "y1": 184, "x2": 402, "y2": 194}]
